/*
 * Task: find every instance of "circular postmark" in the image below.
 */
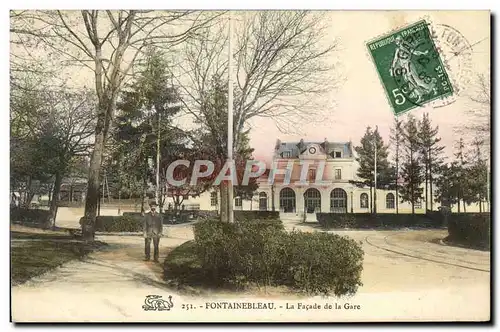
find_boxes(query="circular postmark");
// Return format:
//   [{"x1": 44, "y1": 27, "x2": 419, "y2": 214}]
[
  {"x1": 389, "y1": 21, "x2": 472, "y2": 110},
  {"x1": 432, "y1": 24, "x2": 474, "y2": 96}
]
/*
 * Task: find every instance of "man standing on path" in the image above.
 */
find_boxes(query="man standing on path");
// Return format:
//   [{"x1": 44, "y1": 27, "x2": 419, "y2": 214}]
[{"x1": 143, "y1": 201, "x2": 163, "y2": 262}]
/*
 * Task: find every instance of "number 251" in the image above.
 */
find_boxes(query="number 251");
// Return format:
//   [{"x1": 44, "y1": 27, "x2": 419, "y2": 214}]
[{"x1": 392, "y1": 88, "x2": 406, "y2": 105}]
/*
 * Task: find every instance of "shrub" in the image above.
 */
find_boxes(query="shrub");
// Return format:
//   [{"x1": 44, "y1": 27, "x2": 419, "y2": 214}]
[
  {"x1": 163, "y1": 241, "x2": 206, "y2": 286},
  {"x1": 190, "y1": 218, "x2": 363, "y2": 296},
  {"x1": 234, "y1": 210, "x2": 280, "y2": 222},
  {"x1": 447, "y1": 213, "x2": 490, "y2": 250},
  {"x1": 285, "y1": 231, "x2": 364, "y2": 295},
  {"x1": 10, "y1": 208, "x2": 50, "y2": 225},
  {"x1": 316, "y1": 213, "x2": 444, "y2": 229},
  {"x1": 122, "y1": 212, "x2": 143, "y2": 220}
]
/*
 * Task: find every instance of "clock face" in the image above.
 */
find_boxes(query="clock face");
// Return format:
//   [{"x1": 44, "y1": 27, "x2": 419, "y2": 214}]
[{"x1": 309, "y1": 147, "x2": 316, "y2": 154}]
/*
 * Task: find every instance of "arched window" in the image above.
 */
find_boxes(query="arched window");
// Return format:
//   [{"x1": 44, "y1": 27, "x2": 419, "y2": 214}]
[
  {"x1": 360, "y1": 193, "x2": 369, "y2": 209},
  {"x1": 304, "y1": 188, "x2": 321, "y2": 213},
  {"x1": 259, "y1": 192, "x2": 268, "y2": 211},
  {"x1": 279, "y1": 188, "x2": 296, "y2": 213},
  {"x1": 330, "y1": 188, "x2": 347, "y2": 213},
  {"x1": 235, "y1": 196, "x2": 242, "y2": 207},
  {"x1": 210, "y1": 192, "x2": 218, "y2": 206},
  {"x1": 386, "y1": 193, "x2": 395, "y2": 209}
]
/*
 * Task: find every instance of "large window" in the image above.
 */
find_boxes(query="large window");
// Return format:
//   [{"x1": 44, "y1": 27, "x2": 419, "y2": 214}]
[
  {"x1": 304, "y1": 188, "x2": 321, "y2": 213},
  {"x1": 360, "y1": 193, "x2": 369, "y2": 209},
  {"x1": 210, "y1": 192, "x2": 218, "y2": 206},
  {"x1": 386, "y1": 193, "x2": 395, "y2": 209},
  {"x1": 259, "y1": 192, "x2": 268, "y2": 211},
  {"x1": 334, "y1": 169, "x2": 342, "y2": 180},
  {"x1": 279, "y1": 187, "x2": 296, "y2": 213},
  {"x1": 330, "y1": 188, "x2": 347, "y2": 213}
]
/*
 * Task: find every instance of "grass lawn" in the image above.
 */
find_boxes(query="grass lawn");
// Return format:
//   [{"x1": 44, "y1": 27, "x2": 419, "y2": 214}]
[{"x1": 11, "y1": 230, "x2": 107, "y2": 286}]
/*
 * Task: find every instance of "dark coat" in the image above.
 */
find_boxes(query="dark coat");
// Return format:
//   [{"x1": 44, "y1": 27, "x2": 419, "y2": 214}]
[{"x1": 143, "y1": 212, "x2": 163, "y2": 238}]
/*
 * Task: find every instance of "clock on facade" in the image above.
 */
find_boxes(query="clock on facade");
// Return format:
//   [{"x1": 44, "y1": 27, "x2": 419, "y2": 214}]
[{"x1": 308, "y1": 147, "x2": 316, "y2": 154}]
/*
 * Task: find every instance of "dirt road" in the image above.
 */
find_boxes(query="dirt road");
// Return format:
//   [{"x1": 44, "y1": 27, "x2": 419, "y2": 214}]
[{"x1": 11, "y1": 222, "x2": 490, "y2": 322}]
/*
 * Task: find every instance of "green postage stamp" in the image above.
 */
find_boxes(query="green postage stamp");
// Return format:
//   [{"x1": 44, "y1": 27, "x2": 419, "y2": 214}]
[{"x1": 367, "y1": 20, "x2": 454, "y2": 115}]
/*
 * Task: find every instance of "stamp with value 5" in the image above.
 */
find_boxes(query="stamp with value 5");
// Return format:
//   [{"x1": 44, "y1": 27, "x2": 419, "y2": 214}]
[{"x1": 367, "y1": 19, "x2": 454, "y2": 115}]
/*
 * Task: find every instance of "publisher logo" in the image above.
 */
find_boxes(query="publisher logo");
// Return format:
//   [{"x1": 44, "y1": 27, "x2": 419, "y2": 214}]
[{"x1": 142, "y1": 295, "x2": 174, "y2": 311}]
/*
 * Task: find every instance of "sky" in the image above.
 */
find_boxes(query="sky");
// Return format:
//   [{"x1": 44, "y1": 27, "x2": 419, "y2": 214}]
[
  {"x1": 246, "y1": 11, "x2": 490, "y2": 164},
  {"x1": 9, "y1": 10, "x2": 490, "y2": 166}
]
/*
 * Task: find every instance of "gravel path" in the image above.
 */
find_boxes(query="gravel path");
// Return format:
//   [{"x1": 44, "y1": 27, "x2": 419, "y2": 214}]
[{"x1": 11, "y1": 222, "x2": 490, "y2": 322}]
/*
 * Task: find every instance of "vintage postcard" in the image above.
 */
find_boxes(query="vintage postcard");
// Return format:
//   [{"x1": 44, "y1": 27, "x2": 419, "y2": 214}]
[{"x1": 10, "y1": 10, "x2": 490, "y2": 323}]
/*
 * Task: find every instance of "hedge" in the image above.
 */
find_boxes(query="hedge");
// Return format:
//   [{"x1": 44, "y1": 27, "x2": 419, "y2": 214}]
[
  {"x1": 316, "y1": 213, "x2": 445, "y2": 229},
  {"x1": 447, "y1": 213, "x2": 490, "y2": 250},
  {"x1": 188, "y1": 218, "x2": 363, "y2": 296},
  {"x1": 80, "y1": 215, "x2": 143, "y2": 232},
  {"x1": 10, "y1": 208, "x2": 50, "y2": 225},
  {"x1": 234, "y1": 210, "x2": 280, "y2": 221},
  {"x1": 123, "y1": 210, "x2": 218, "y2": 224}
]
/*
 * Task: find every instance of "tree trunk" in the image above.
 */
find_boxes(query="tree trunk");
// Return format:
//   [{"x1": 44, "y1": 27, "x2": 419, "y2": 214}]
[
  {"x1": 425, "y1": 163, "x2": 428, "y2": 211},
  {"x1": 220, "y1": 182, "x2": 228, "y2": 222},
  {"x1": 82, "y1": 120, "x2": 106, "y2": 240},
  {"x1": 429, "y1": 170, "x2": 434, "y2": 212},
  {"x1": 463, "y1": 200, "x2": 467, "y2": 213},
  {"x1": 48, "y1": 180, "x2": 54, "y2": 203},
  {"x1": 395, "y1": 162, "x2": 399, "y2": 215},
  {"x1": 118, "y1": 189, "x2": 121, "y2": 215},
  {"x1": 140, "y1": 157, "x2": 148, "y2": 214},
  {"x1": 411, "y1": 184, "x2": 415, "y2": 215},
  {"x1": 47, "y1": 172, "x2": 63, "y2": 229},
  {"x1": 479, "y1": 198, "x2": 482, "y2": 213}
]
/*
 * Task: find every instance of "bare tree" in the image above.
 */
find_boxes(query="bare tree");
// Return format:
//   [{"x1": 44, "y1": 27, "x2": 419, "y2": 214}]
[
  {"x1": 176, "y1": 11, "x2": 341, "y2": 221},
  {"x1": 463, "y1": 71, "x2": 490, "y2": 147},
  {"x1": 11, "y1": 10, "x2": 219, "y2": 239},
  {"x1": 464, "y1": 71, "x2": 491, "y2": 212}
]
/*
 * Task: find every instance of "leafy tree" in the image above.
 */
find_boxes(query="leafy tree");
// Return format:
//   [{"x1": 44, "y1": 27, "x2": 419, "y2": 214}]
[
  {"x1": 188, "y1": 76, "x2": 259, "y2": 220},
  {"x1": 453, "y1": 138, "x2": 469, "y2": 213},
  {"x1": 352, "y1": 126, "x2": 394, "y2": 213},
  {"x1": 464, "y1": 138, "x2": 488, "y2": 212},
  {"x1": 434, "y1": 162, "x2": 460, "y2": 209},
  {"x1": 11, "y1": 10, "x2": 219, "y2": 239},
  {"x1": 110, "y1": 48, "x2": 183, "y2": 213},
  {"x1": 399, "y1": 115, "x2": 424, "y2": 215},
  {"x1": 418, "y1": 113, "x2": 445, "y2": 211}
]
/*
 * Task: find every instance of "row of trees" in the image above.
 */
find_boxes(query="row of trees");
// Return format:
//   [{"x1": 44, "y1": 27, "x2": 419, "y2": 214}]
[
  {"x1": 353, "y1": 112, "x2": 489, "y2": 215},
  {"x1": 11, "y1": 11, "x2": 339, "y2": 238},
  {"x1": 10, "y1": 71, "x2": 95, "y2": 227}
]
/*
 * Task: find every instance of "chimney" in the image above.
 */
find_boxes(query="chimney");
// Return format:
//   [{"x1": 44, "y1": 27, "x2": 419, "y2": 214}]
[{"x1": 275, "y1": 139, "x2": 281, "y2": 150}]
